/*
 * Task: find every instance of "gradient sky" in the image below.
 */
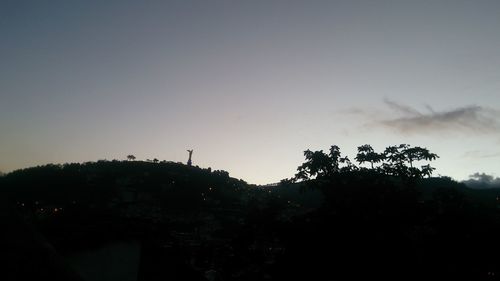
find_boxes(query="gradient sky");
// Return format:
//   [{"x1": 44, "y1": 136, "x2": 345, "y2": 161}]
[{"x1": 1, "y1": 0, "x2": 500, "y2": 184}]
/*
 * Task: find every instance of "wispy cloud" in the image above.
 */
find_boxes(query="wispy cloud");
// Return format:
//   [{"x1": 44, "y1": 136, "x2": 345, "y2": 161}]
[
  {"x1": 383, "y1": 98, "x2": 422, "y2": 116},
  {"x1": 463, "y1": 150, "x2": 500, "y2": 159},
  {"x1": 463, "y1": 173, "x2": 500, "y2": 189},
  {"x1": 379, "y1": 99, "x2": 500, "y2": 135}
]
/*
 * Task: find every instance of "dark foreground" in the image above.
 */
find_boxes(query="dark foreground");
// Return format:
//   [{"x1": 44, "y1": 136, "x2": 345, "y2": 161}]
[{"x1": 2, "y1": 161, "x2": 500, "y2": 281}]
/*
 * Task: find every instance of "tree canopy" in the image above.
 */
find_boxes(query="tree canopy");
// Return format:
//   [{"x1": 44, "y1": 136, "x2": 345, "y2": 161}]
[{"x1": 294, "y1": 144, "x2": 439, "y2": 182}]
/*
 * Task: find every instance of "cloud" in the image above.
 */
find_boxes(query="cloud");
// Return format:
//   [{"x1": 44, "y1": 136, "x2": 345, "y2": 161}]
[
  {"x1": 463, "y1": 150, "x2": 500, "y2": 159},
  {"x1": 379, "y1": 100, "x2": 500, "y2": 135},
  {"x1": 383, "y1": 98, "x2": 422, "y2": 116},
  {"x1": 462, "y1": 173, "x2": 500, "y2": 189}
]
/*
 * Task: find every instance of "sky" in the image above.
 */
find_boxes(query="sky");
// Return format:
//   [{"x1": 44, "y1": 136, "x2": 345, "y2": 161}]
[{"x1": 1, "y1": 0, "x2": 499, "y2": 184}]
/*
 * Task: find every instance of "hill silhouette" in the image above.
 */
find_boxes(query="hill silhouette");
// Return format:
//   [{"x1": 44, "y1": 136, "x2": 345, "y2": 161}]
[
  {"x1": 1, "y1": 160, "x2": 247, "y2": 212},
  {"x1": 2, "y1": 148, "x2": 500, "y2": 281}
]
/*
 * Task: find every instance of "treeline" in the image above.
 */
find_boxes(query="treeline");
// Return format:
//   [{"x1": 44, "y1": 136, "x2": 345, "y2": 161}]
[{"x1": 290, "y1": 144, "x2": 438, "y2": 183}]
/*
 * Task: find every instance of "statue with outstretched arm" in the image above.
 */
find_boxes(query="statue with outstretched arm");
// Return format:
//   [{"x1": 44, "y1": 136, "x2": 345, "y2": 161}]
[{"x1": 187, "y1": 149, "x2": 193, "y2": 166}]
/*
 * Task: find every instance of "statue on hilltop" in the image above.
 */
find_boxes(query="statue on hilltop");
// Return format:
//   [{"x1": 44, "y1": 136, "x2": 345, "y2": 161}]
[{"x1": 187, "y1": 149, "x2": 193, "y2": 166}]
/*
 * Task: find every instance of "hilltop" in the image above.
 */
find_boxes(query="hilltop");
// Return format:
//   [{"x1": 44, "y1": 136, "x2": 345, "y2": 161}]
[{"x1": 0, "y1": 160, "x2": 248, "y2": 210}]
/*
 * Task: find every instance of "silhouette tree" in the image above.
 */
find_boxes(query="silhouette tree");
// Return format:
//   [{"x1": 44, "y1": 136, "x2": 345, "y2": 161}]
[
  {"x1": 294, "y1": 145, "x2": 345, "y2": 181},
  {"x1": 339, "y1": 156, "x2": 357, "y2": 172},
  {"x1": 126, "y1": 155, "x2": 136, "y2": 161},
  {"x1": 420, "y1": 164, "x2": 436, "y2": 178},
  {"x1": 355, "y1": 144, "x2": 385, "y2": 169},
  {"x1": 382, "y1": 144, "x2": 439, "y2": 178},
  {"x1": 153, "y1": 158, "x2": 159, "y2": 163},
  {"x1": 402, "y1": 146, "x2": 439, "y2": 168},
  {"x1": 384, "y1": 144, "x2": 408, "y2": 166},
  {"x1": 328, "y1": 145, "x2": 341, "y2": 173},
  {"x1": 295, "y1": 150, "x2": 331, "y2": 181}
]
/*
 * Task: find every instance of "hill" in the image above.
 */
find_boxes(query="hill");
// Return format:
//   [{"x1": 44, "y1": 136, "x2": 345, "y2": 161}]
[
  {"x1": 0, "y1": 160, "x2": 248, "y2": 211},
  {"x1": 2, "y1": 159, "x2": 500, "y2": 281}
]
